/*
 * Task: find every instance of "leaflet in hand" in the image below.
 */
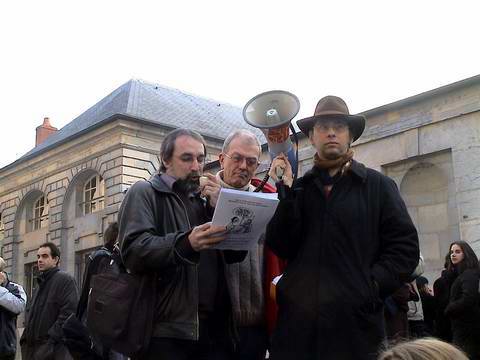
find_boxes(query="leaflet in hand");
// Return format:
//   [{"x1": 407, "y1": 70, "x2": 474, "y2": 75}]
[{"x1": 211, "y1": 188, "x2": 279, "y2": 250}]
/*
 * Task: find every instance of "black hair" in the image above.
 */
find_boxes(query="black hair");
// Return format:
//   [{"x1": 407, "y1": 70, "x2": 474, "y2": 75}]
[
  {"x1": 416, "y1": 276, "x2": 428, "y2": 288},
  {"x1": 103, "y1": 222, "x2": 118, "y2": 251},
  {"x1": 39, "y1": 242, "x2": 61, "y2": 260},
  {"x1": 447, "y1": 241, "x2": 479, "y2": 274},
  {"x1": 159, "y1": 129, "x2": 206, "y2": 172}
]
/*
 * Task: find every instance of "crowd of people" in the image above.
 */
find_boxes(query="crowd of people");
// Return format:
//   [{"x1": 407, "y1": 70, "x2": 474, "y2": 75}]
[
  {"x1": 382, "y1": 241, "x2": 480, "y2": 359},
  {"x1": 0, "y1": 95, "x2": 478, "y2": 360}
]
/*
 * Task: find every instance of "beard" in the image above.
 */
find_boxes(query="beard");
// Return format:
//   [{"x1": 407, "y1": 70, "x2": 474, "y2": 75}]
[{"x1": 176, "y1": 171, "x2": 201, "y2": 194}]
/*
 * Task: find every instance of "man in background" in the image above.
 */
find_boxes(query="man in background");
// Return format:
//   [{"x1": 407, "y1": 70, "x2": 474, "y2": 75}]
[
  {"x1": 0, "y1": 257, "x2": 27, "y2": 360},
  {"x1": 20, "y1": 242, "x2": 78, "y2": 360}
]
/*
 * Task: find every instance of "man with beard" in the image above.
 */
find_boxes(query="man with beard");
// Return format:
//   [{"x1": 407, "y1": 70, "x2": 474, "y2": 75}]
[
  {"x1": 119, "y1": 128, "x2": 246, "y2": 360},
  {"x1": 265, "y1": 96, "x2": 419, "y2": 360}
]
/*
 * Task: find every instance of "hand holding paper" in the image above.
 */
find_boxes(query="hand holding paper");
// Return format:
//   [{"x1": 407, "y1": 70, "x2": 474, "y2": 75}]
[
  {"x1": 211, "y1": 188, "x2": 279, "y2": 250},
  {"x1": 188, "y1": 223, "x2": 227, "y2": 251}
]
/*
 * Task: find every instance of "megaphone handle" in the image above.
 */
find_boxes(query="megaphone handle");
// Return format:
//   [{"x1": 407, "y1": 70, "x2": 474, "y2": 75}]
[{"x1": 275, "y1": 166, "x2": 284, "y2": 181}]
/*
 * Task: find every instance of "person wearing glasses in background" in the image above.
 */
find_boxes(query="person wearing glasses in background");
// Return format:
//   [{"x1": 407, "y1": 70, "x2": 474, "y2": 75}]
[
  {"x1": 119, "y1": 128, "x2": 246, "y2": 360},
  {"x1": 201, "y1": 130, "x2": 286, "y2": 360}
]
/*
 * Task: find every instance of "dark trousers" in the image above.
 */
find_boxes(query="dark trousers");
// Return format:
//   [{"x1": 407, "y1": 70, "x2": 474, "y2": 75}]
[
  {"x1": 233, "y1": 326, "x2": 268, "y2": 360},
  {"x1": 0, "y1": 355, "x2": 15, "y2": 360},
  {"x1": 140, "y1": 317, "x2": 233, "y2": 360},
  {"x1": 140, "y1": 337, "x2": 232, "y2": 360},
  {"x1": 408, "y1": 320, "x2": 428, "y2": 338}
]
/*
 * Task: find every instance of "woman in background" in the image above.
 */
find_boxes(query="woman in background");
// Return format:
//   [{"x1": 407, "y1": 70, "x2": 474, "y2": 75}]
[{"x1": 444, "y1": 241, "x2": 480, "y2": 359}]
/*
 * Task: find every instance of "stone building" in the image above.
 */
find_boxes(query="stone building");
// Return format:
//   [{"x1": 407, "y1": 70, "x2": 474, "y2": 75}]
[
  {"x1": 1, "y1": 74, "x2": 479, "y2": 299},
  {"x1": 0, "y1": 79, "x2": 264, "y2": 302},
  {"x1": 293, "y1": 74, "x2": 480, "y2": 281}
]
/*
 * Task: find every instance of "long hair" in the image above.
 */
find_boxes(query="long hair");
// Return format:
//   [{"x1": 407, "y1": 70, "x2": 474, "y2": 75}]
[
  {"x1": 447, "y1": 240, "x2": 479, "y2": 274},
  {"x1": 378, "y1": 338, "x2": 468, "y2": 360}
]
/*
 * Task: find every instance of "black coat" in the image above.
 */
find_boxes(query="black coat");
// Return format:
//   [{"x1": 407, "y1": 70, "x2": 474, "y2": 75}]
[
  {"x1": 445, "y1": 268, "x2": 480, "y2": 359},
  {"x1": 63, "y1": 247, "x2": 125, "y2": 360},
  {"x1": 266, "y1": 161, "x2": 419, "y2": 360},
  {"x1": 20, "y1": 267, "x2": 78, "y2": 360},
  {"x1": 433, "y1": 269, "x2": 455, "y2": 341},
  {"x1": 119, "y1": 174, "x2": 246, "y2": 342}
]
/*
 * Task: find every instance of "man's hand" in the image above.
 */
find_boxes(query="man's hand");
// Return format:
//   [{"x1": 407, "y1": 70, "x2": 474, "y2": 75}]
[
  {"x1": 188, "y1": 223, "x2": 227, "y2": 251},
  {"x1": 200, "y1": 173, "x2": 221, "y2": 207},
  {"x1": 0, "y1": 272, "x2": 7, "y2": 286},
  {"x1": 269, "y1": 153, "x2": 293, "y2": 187}
]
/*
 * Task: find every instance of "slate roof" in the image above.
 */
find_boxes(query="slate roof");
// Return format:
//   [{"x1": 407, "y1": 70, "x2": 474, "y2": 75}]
[{"x1": 16, "y1": 79, "x2": 265, "y2": 165}]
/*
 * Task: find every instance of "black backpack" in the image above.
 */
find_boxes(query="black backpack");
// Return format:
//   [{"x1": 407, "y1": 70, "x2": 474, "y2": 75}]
[{"x1": 86, "y1": 246, "x2": 157, "y2": 357}]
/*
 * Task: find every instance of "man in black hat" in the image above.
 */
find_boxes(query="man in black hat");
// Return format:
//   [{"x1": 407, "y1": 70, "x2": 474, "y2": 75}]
[{"x1": 265, "y1": 96, "x2": 420, "y2": 360}]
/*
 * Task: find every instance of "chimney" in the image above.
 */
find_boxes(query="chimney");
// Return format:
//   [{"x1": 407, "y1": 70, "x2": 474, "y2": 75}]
[{"x1": 36, "y1": 117, "x2": 58, "y2": 146}]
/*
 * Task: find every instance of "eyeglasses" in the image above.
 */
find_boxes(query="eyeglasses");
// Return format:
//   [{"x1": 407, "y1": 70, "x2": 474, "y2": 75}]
[
  {"x1": 223, "y1": 153, "x2": 259, "y2": 167},
  {"x1": 314, "y1": 121, "x2": 348, "y2": 133}
]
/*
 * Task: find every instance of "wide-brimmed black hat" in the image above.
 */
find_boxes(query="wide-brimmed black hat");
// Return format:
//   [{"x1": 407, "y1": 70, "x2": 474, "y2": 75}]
[{"x1": 296, "y1": 95, "x2": 365, "y2": 142}]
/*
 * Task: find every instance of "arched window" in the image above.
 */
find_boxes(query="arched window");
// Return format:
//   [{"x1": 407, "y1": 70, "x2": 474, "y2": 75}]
[
  {"x1": 83, "y1": 175, "x2": 105, "y2": 215},
  {"x1": 32, "y1": 195, "x2": 49, "y2": 230}
]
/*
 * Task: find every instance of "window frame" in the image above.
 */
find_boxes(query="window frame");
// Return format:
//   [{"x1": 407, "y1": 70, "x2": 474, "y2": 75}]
[
  {"x1": 31, "y1": 195, "x2": 49, "y2": 230},
  {"x1": 82, "y1": 175, "x2": 105, "y2": 215}
]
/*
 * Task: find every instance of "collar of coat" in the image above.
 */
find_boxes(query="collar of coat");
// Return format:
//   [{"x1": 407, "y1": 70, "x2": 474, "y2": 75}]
[
  {"x1": 36, "y1": 267, "x2": 60, "y2": 286},
  {"x1": 302, "y1": 159, "x2": 367, "y2": 185}
]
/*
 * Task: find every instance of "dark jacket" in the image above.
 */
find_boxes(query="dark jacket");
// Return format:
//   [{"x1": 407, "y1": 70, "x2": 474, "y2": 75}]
[
  {"x1": 63, "y1": 247, "x2": 126, "y2": 360},
  {"x1": 445, "y1": 268, "x2": 480, "y2": 359},
  {"x1": 20, "y1": 267, "x2": 78, "y2": 360},
  {"x1": 265, "y1": 161, "x2": 419, "y2": 360},
  {"x1": 119, "y1": 174, "x2": 245, "y2": 342},
  {"x1": 77, "y1": 247, "x2": 115, "y2": 322},
  {"x1": 433, "y1": 269, "x2": 455, "y2": 341},
  {"x1": 0, "y1": 279, "x2": 26, "y2": 356}
]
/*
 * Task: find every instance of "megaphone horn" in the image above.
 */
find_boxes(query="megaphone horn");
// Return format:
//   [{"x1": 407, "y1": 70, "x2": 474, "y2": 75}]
[{"x1": 243, "y1": 90, "x2": 300, "y2": 157}]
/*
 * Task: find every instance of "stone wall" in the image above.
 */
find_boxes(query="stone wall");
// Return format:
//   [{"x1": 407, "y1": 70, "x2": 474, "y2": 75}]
[{"x1": 0, "y1": 117, "x2": 225, "y2": 286}]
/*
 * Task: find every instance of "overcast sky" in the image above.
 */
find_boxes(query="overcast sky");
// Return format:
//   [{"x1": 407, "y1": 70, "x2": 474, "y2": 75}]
[{"x1": 1, "y1": 0, "x2": 479, "y2": 168}]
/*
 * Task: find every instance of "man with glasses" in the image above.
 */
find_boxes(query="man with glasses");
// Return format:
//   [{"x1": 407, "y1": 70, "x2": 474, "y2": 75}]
[
  {"x1": 265, "y1": 96, "x2": 419, "y2": 360},
  {"x1": 119, "y1": 128, "x2": 246, "y2": 359},
  {"x1": 201, "y1": 130, "x2": 285, "y2": 360}
]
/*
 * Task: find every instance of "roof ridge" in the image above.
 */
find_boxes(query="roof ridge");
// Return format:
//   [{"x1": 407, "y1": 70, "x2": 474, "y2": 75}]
[
  {"x1": 133, "y1": 78, "x2": 241, "y2": 108},
  {"x1": 2, "y1": 78, "x2": 265, "y2": 170}
]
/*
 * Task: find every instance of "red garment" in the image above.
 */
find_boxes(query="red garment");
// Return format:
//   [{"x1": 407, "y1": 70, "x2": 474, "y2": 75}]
[{"x1": 250, "y1": 178, "x2": 287, "y2": 335}]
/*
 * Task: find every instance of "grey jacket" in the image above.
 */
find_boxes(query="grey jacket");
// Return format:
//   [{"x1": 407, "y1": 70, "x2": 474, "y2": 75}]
[{"x1": 217, "y1": 172, "x2": 265, "y2": 327}]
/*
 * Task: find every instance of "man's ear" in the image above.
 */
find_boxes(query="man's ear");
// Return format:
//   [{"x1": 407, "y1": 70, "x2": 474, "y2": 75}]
[
  {"x1": 54, "y1": 257, "x2": 60, "y2": 266},
  {"x1": 218, "y1": 153, "x2": 225, "y2": 169},
  {"x1": 162, "y1": 157, "x2": 171, "y2": 171}
]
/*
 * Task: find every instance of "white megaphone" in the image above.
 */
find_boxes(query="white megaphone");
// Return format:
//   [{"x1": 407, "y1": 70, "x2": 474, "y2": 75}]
[
  {"x1": 243, "y1": 90, "x2": 300, "y2": 157},
  {"x1": 243, "y1": 90, "x2": 300, "y2": 190}
]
